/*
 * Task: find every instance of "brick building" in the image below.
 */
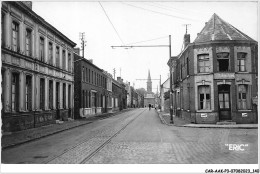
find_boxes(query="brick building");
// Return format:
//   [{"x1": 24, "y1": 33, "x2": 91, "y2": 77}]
[
  {"x1": 74, "y1": 54, "x2": 107, "y2": 118},
  {"x1": 168, "y1": 13, "x2": 258, "y2": 124},
  {"x1": 1, "y1": 2, "x2": 76, "y2": 132}
]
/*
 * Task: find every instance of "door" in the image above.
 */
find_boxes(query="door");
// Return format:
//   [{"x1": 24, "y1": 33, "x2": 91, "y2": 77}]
[{"x1": 218, "y1": 84, "x2": 231, "y2": 120}]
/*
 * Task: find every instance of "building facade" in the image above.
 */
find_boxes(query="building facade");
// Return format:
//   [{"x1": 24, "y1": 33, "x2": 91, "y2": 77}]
[
  {"x1": 74, "y1": 54, "x2": 107, "y2": 118},
  {"x1": 103, "y1": 71, "x2": 113, "y2": 113},
  {"x1": 1, "y1": 2, "x2": 76, "y2": 132},
  {"x1": 168, "y1": 14, "x2": 258, "y2": 124},
  {"x1": 160, "y1": 78, "x2": 170, "y2": 112}
]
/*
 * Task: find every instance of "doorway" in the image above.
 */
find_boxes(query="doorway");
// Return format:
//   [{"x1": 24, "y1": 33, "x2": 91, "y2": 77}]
[
  {"x1": 56, "y1": 82, "x2": 60, "y2": 120},
  {"x1": 218, "y1": 84, "x2": 231, "y2": 120}
]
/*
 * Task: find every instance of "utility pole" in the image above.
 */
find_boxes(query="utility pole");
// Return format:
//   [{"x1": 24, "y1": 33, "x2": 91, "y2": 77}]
[
  {"x1": 79, "y1": 32, "x2": 87, "y2": 57},
  {"x1": 111, "y1": 35, "x2": 172, "y2": 122}
]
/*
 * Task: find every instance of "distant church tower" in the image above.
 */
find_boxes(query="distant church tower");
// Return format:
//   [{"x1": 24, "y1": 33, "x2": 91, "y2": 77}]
[{"x1": 147, "y1": 70, "x2": 152, "y2": 93}]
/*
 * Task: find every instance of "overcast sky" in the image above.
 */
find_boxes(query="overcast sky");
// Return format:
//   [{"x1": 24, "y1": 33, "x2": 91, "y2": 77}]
[{"x1": 33, "y1": 1, "x2": 258, "y2": 92}]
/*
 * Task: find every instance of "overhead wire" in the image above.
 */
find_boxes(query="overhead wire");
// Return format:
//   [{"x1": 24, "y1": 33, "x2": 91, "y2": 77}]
[
  {"x1": 121, "y1": 2, "x2": 202, "y2": 23},
  {"x1": 99, "y1": 2, "x2": 125, "y2": 45},
  {"x1": 125, "y1": 35, "x2": 169, "y2": 46}
]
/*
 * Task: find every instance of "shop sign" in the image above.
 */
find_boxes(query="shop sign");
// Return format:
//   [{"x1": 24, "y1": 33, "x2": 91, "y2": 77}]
[
  {"x1": 242, "y1": 113, "x2": 248, "y2": 117},
  {"x1": 201, "y1": 113, "x2": 207, "y2": 117}
]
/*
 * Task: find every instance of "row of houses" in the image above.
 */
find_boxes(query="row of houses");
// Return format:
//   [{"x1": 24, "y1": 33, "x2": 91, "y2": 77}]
[
  {"x1": 1, "y1": 1, "x2": 143, "y2": 132},
  {"x1": 165, "y1": 13, "x2": 258, "y2": 124}
]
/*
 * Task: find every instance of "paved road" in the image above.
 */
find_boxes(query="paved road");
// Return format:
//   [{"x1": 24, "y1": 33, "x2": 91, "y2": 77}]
[{"x1": 1, "y1": 108, "x2": 257, "y2": 164}]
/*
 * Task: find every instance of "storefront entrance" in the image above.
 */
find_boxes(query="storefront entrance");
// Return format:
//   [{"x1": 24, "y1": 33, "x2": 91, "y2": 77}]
[{"x1": 218, "y1": 84, "x2": 231, "y2": 120}]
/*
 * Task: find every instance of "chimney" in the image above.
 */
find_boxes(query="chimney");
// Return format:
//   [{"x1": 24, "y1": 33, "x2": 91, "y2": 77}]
[
  {"x1": 117, "y1": 77, "x2": 121, "y2": 82},
  {"x1": 184, "y1": 34, "x2": 190, "y2": 48},
  {"x1": 89, "y1": 59, "x2": 93, "y2": 63},
  {"x1": 74, "y1": 48, "x2": 80, "y2": 55}
]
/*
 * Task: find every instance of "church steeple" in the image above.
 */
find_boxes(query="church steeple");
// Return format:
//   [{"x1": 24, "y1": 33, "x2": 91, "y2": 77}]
[{"x1": 147, "y1": 69, "x2": 152, "y2": 93}]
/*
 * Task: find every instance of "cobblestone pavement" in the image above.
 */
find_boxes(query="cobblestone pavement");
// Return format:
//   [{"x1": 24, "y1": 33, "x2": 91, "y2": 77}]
[
  {"x1": 2, "y1": 108, "x2": 258, "y2": 164},
  {"x1": 85, "y1": 109, "x2": 258, "y2": 164}
]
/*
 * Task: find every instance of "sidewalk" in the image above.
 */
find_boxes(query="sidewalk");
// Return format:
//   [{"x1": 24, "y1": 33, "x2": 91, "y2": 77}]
[
  {"x1": 1, "y1": 108, "x2": 133, "y2": 149},
  {"x1": 157, "y1": 110, "x2": 258, "y2": 129}
]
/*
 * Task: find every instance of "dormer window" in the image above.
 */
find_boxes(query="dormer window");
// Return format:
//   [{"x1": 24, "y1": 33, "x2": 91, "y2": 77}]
[{"x1": 217, "y1": 52, "x2": 230, "y2": 72}]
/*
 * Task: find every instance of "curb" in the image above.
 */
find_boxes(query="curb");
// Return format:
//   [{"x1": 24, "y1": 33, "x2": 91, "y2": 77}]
[
  {"x1": 156, "y1": 111, "x2": 258, "y2": 129},
  {"x1": 2, "y1": 109, "x2": 134, "y2": 150}
]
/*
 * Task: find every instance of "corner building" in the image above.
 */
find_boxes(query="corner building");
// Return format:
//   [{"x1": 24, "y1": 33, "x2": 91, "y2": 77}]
[
  {"x1": 1, "y1": 2, "x2": 76, "y2": 132},
  {"x1": 168, "y1": 14, "x2": 258, "y2": 124}
]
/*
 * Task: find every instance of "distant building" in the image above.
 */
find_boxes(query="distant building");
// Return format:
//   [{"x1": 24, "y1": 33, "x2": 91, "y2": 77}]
[
  {"x1": 1, "y1": 2, "x2": 76, "y2": 132},
  {"x1": 74, "y1": 54, "x2": 107, "y2": 118},
  {"x1": 168, "y1": 13, "x2": 258, "y2": 124},
  {"x1": 160, "y1": 78, "x2": 170, "y2": 112},
  {"x1": 144, "y1": 70, "x2": 155, "y2": 107}
]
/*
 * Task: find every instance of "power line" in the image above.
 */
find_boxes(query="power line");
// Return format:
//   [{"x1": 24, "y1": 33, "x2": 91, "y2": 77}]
[
  {"x1": 121, "y1": 2, "x2": 201, "y2": 22},
  {"x1": 99, "y1": 2, "x2": 125, "y2": 45}
]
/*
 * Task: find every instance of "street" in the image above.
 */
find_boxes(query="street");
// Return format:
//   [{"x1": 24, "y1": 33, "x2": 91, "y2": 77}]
[{"x1": 1, "y1": 109, "x2": 258, "y2": 164}]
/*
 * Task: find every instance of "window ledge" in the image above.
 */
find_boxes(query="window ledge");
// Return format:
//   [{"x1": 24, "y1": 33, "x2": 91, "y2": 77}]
[
  {"x1": 197, "y1": 110, "x2": 212, "y2": 113},
  {"x1": 237, "y1": 110, "x2": 252, "y2": 112},
  {"x1": 236, "y1": 72, "x2": 249, "y2": 74}
]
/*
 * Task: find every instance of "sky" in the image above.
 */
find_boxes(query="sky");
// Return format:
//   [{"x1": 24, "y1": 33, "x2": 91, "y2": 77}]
[{"x1": 32, "y1": 1, "x2": 258, "y2": 93}]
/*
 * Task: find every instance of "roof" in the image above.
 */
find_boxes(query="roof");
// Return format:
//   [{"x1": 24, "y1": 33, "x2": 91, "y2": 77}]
[
  {"x1": 194, "y1": 13, "x2": 255, "y2": 43},
  {"x1": 12, "y1": 2, "x2": 77, "y2": 47}
]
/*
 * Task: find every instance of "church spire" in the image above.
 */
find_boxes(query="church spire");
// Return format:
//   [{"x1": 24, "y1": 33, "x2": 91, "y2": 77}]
[{"x1": 147, "y1": 69, "x2": 152, "y2": 93}]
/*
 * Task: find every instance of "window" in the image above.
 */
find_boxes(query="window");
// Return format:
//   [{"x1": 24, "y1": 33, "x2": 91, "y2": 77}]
[
  {"x1": 25, "y1": 29, "x2": 32, "y2": 56},
  {"x1": 48, "y1": 42, "x2": 53, "y2": 65},
  {"x1": 82, "y1": 90, "x2": 85, "y2": 107},
  {"x1": 237, "y1": 52, "x2": 247, "y2": 72},
  {"x1": 25, "y1": 76, "x2": 32, "y2": 111},
  {"x1": 186, "y1": 57, "x2": 189, "y2": 76},
  {"x1": 180, "y1": 64, "x2": 182, "y2": 79},
  {"x1": 92, "y1": 71, "x2": 93, "y2": 84},
  {"x1": 82, "y1": 67, "x2": 84, "y2": 81},
  {"x1": 39, "y1": 37, "x2": 44, "y2": 61},
  {"x1": 12, "y1": 21, "x2": 19, "y2": 52},
  {"x1": 238, "y1": 85, "x2": 250, "y2": 110},
  {"x1": 63, "y1": 83, "x2": 66, "y2": 109},
  {"x1": 217, "y1": 52, "x2": 229, "y2": 72},
  {"x1": 68, "y1": 85, "x2": 71, "y2": 108},
  {"x1": 2, "y1": 13, "x2": 5, "y2": 46},
  {"x1": 56, "y1": 46, "x2": 60, "y2": 67},
  {"x1": 89, "y1": 69, "x2": 90, "y2": 83},
  {"x1": 40, "y1": 78, "x2": 45, "y2": 110},
  {"x1": 11, "y1": 73, "x2": 19, "y2": 112},
  {"x1": 86, "y1": 68, "x2": 88, "y2": 82},
  {"x1": 198, "y1": 85, "x2": 210, "y2": 110},
  {"x1": 49, "y1": 80, "x2": 53, "y2": 109},
  {"x1": 62, "y1": 50, "x2": 66, "y2": 70},
  {"x1": 91, "y1": 92, "x2": 96, "y2": 107},
  {"x1": 68, "y1": 53, "x2": 71, "y2": 72},
  {"x1": 198, "y1": 54, "x2": 210, "y2": 73}
]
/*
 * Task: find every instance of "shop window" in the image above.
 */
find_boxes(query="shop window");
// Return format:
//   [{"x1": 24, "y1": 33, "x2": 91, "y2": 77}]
[
  {"x1": 25, "y1": 29, "x2": 32, "y2": 56},
  {"x1": 11, "y1": 73, "x2": 19, "y2": 112},
  {"x1": 25, "y1": 75, "x2": 32, "y2": 111},
  {"x1": 39, "y1": 37, "x2": 44, "y2": 61},
  {"x1": 198, "y1": 54, "x2": 210, "y2": 73},
  {"x1": 198, "y1": 85, "x2": 210, "y2": 110},
  {"x1": 217, "y1": 52, "x2": 230, "y2": 72},
  {"x1": 48, "y1": 42, "x2": 53, "y2": 65},
  {"x1": 40, "y1": 78, "x2": 45, "y2": 110},
  {"x1": 91, "y1": 92, "x2": 96, "y2": 107},
  {"x1": 12, "y1": 21, "x2": 19, "y2": 52},
  {"x1": 237, "y1": 52, "x2": 247, "y2": 72}
]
